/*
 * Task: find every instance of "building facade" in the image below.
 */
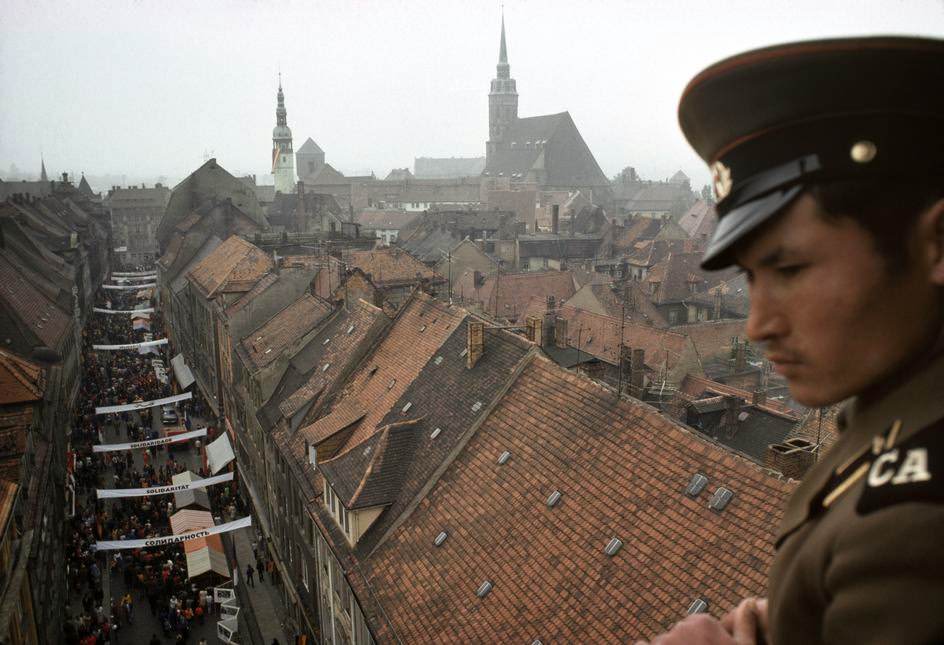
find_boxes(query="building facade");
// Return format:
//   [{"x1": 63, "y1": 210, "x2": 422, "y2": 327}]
[
  {"x1": 105, "y1": 184, "x2": 171, "y2": 266},
  {"x1": 273, "y1": 77, "x2": 296, "y2": 195}
]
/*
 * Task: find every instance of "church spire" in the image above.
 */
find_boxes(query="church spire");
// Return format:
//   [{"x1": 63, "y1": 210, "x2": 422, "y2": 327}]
[
  {"x1": 496, "y1": 14, "x2": 510, "y2": 79},
  {"x1": 40, "y1": 157, "x2": 48, "y2": 182},
  {"x1": 276, "y1": 73, "x2": 287, "y2": 128}
]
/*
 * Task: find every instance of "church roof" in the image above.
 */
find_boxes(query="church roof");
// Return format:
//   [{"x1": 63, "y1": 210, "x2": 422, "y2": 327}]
[
  {"x1": 78, "y1": 175, "x2": 94, "y2": 196},
  {"x1": 307, "y1": 163, "x2": 347, "y2": 185},
  {"x1": 298, "y1": 137, "x2": 324, "y2": 154}
]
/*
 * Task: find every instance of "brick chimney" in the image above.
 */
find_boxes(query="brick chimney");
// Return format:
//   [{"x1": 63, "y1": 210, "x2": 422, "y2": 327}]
[
  {"x1": 551, "y1": 204, "x2": 560, "y2": 235},
  {"x1": 467, "y1": 320, "x2": 485, "y2": 368},
  {"x1": 713, "y1": 290, "x2": 723, "y2": 319},
  {"x1": 630, "y1": 348, "x2": 645, "y2": 395},
  {"x1": 525, "y1": 315, "x2": 543, "y2": 345},
  {"x1": 554, "y1": 316, "x2": 568, "y2": 348},
  {"x1": 733, "y1": 339, "x2": 747, "y2": 373},
  {"x1": 765, "y1": 438, "x2": 816, "y2": 479},
  {"x1": 546, "y1": 295, "x2": 556, "y2": 311},
  {"x1": 721, "y1": 395, "x2": 741, "y2": 439},
  {"x1": 751, "y1": 387, "x2": 767, "y2": 406}
]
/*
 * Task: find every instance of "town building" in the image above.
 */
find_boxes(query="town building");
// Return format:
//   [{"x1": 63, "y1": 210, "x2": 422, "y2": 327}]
[
  {"x1": 105, "y1": 183, "x2": 171, "y2": 266},
  {"x1": 413, "y1": 156, "x2": 485, "y2": 178},
  {"x1": 352, "y1": 209, "x2": 418, "y2": 246}
]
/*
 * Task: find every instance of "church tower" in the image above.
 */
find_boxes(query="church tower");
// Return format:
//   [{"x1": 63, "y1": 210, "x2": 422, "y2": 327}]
[
  {"x1": 487, "y1": 15, "x2": 518, "y2": 158},
  {"x1": 272, "y1": 75, "x2": 296, "y2": 194}
]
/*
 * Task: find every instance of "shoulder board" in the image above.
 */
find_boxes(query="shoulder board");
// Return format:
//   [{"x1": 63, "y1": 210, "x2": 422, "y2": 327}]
[{"x1": 857, "y1": 420, "x2": 944, "y2": 515}]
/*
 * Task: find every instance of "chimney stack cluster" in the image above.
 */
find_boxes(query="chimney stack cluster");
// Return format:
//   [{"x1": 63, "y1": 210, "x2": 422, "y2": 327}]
[
  {"x1": 765, "y1": 438, "x2": 816, "y2": 479},
  {"x1": 551, "y1": 204, "x2": 560, "y2": 235}
]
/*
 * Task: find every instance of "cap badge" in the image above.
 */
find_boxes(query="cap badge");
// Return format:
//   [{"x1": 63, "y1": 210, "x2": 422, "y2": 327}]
[
  {"x1": 850, "y1": 140, "x2": 878, "y2": 164},
  {"x1": 710, "y1": 161, "x2": 733, "y2": 201}
]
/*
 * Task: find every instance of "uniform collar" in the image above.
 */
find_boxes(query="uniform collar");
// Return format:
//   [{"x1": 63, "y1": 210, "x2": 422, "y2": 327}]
[{"x1": 776, "y1": 346, "x2": 944, "y2": 546}]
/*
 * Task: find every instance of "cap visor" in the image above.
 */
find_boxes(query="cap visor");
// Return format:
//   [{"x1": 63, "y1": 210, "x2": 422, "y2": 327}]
[{"x1": 700, "y1": 185, "x2": 803, "y2": 270}]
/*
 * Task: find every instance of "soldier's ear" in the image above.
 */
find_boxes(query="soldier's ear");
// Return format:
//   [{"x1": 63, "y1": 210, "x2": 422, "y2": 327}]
[{"x1": 922, "y1": 198, "x2": 944, "y2": 286}]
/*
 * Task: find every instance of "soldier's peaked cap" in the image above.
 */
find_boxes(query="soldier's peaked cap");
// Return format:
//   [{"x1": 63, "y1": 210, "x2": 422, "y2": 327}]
[{"x1": 679, "y1": 36, "x2": 944, "y2": 270}]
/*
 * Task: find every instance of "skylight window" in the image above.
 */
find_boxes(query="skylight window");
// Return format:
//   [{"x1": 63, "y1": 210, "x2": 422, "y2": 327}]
[
  {"x1": 497, "y1": 451, "x2": 511, "y2": 465},
  {"x1": 434, "y1": 356, "x2": 443, "y2": 366},
  {"x1": 708, "y1": 487, "x2": 734, "y2": 512},
  {"x1": 459, "y1": 348, "x2": 468, "y2": 357},
  {"x1": 387, "y1": 378, "x2": 396, "y2": 390},
  {"x1": 685, "y1": 473, "x2": 709, "y2": 498},
  {"x1": 265, "y1": 348, "x2": 272, "y2": 354},
  {"x1": 322, "y1": 363, "x2": 330, "y2": 372},
  {"x1": 687, "y1": 598, "x2": 709, "y2": 615},
  {"x1": 323, "y1": 337, "x2": 331, "y2": 345},
  {"x1": 434, "y1": 531, "x2": 448, "y2": 547},
  {"x1": 347, "y1": 324, "x2": 355, "y2": 334},
  {"x1": 430, "y1": 427, "x2": 442, "y2": 439},
  {"x1": 402, "y1": 402, "x2": 412, "y2": 413},
  {"x1": 420, "y1": 324, "x2": 427, "y2": 332},
  {"x1": 546, "y1": 491, "x2": 562, "y2": 508},
  {"x1": 476, "y1": 580, "x2": 493, "y2": 598},
  {"x1": 604, "y1": 537, "x2": 623, "y2": 557},
  {"x1": 471, "y1": 401, "x2": 482, "y2": 412}
]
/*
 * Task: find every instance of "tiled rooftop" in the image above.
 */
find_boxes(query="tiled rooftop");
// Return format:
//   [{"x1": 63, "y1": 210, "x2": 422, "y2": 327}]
[
  {"x1": 455, "y1": 270, "x2": 576, "y2": 321},
  {"x1": 364, "y1": 356, "x2": 795, "y2": 642},
  {"x1": 187, "y1": 235, "x2": 274, "y2": 297},
  {"x1": 344, "y1": 248, "x2": 443, "y2": 288},
  {"x1": 0, "y1": 349, "x2": 45, "y2": 405},
  {"x1": 0, "y1": 253, "x2": 71, "y2": 351},
  {"x1": 238, "y1": 293, "x2": 334, "y2": 370}
]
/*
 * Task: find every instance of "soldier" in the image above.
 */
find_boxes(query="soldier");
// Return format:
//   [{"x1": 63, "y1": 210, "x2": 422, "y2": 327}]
[{"x1": 645, "y1": 37, "x2": 944, "y2": 644}]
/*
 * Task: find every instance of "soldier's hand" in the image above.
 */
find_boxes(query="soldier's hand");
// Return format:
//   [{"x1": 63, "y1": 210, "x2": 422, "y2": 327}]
[
  {"x1": 721, "y1": 597, "x2": 768, "y2": 644},
  {"x1": 635, "y1": 607, "x2": 760, "y2": 645}
]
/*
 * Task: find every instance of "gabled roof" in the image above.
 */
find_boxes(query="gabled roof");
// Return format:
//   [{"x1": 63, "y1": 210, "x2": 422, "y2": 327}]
[
  {"x1": 0, "y1": 349, "x2": 44, "y2": 405},
  {"x1": 344, "y1": 249, "x2": 444, "y2": 287},
  {"x1": 238, "y1": 293, "x2": 334, "y2": 370},
  {"x1": 298, "y1": 137, "x2": 324, "y2": 154},
  {"x1": 455, "y1": 270, "x2": 576, "y2": 321},
  {"x1": 307, "y1": 163, "x2": 347, "y2": 185},
  {"x1": 297, "y1": 397, "x2": 367, "y2": 447},
  {"x1": 186, "y1": 235, "x2": 274, "y2": 298},
  {"x1": 620, "y1": 182, "x2": 692, "y2": 212},
  {"x1": 563, "y1": 281, "x2": 667, "y2": 328},
  {"x1": 364, "y1": 356, "x2": 795, "y2": 643},
  {"x1": 647, "y1": 252, "x2": 739, "y2": 305},
  {"x1": 77, "y1": 174, "x2": 95, "y2": 196},
  {"x1": 0, "y1": 253, "x2": 71, "y2": 351},
  {"x1": 517, "y1": 234, "x2": 602, "y2": 260},
  {"x1": 678, "y1": 199, "x2": 716, "y2": 239},
  {"x1": 321, "y1": 419, "x2": 424, "y2": 509},
  {"x1": 354, "y1": 209, "x2": 418, "y2": 231}
]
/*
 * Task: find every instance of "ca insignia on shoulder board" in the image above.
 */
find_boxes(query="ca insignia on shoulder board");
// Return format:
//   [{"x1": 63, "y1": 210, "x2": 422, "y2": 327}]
[
  {"x1": 857, "y1": 420, "x2": 944, "y2": 515},
  {"x1": 710, "y1": 161, "x2": 732, "y2": 201}
]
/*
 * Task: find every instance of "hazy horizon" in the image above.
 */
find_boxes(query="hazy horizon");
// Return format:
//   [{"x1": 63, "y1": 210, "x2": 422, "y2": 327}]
[{"x1": 2, "y1": 0, "x2": 942, "y2": 192}]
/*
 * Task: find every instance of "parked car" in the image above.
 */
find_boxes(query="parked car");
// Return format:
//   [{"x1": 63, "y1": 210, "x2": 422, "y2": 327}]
[{"x1": 161, "y1": 405, "x2": 179, "y2": 425}]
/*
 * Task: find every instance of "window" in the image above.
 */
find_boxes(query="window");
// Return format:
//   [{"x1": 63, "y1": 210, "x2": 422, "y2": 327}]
[{"x1": 302, "y1": 557, "x2": 310, "y2": 591}]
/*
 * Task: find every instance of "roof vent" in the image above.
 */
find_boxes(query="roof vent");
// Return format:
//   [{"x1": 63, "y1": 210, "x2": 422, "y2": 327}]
[
  {"x1": 687, "y1": 598, "x2": 709, "y2": 615},
  {"x1": 387, "y1": 378, "x2": 396, "y2": 390},
  {"x1": 685, "y1": 473, "x2": 709, "y2": 498},
  {"x1": 430, "y1": 427, "x2": 442, "y2": 439},
  {"x1": 323, "y1": 337, "x2": 331, "y2": 345},
  {"x1": 476, "y1": 580, "x2": 493, "y2": 598},
  {"x1": 347, "y1": 324, "x2": 355, "y2": 334},
  {"x1": 708, "y1": 487, "x2": 734, "y2": 512},
  {"x1": 322, "y1": 363, "x2": 330, "y2": 372},
  {"x1": 497, "y1": 450, "x2": 511, "y2": 465},
  {"x1": 265, "y1": 348, "x2": 272, "y2": 354},
  {"x1": 546, "y1": 490, "x2": 562, "y2": 508},
  {"x1": 738, "y1": 411, "x2": 749, "y2": 422},
  {"x1": 604, "y1": 537, "x2": 623, "y2": 557},
  {"x1": 471, "y1": 401, "x2": 482, "y2": 412},
  {"x1": 434, "y1": 356, "x2": 443, "y2": 366},
  {"x1": 532, "y1": 641, "x2": 543, "y2": 645},
  {"x1": 434, "y1": 531, "x2": 448, "y2": 547},
  {"x1": 459, "y1": 348, "x2": 468, "y2": 358},
  {"x1": 419, "y1": 324, "x2": 427, "y2": 332},
  {"x1": 402, "y1": 402, "x2": 412, "y2": 413}
]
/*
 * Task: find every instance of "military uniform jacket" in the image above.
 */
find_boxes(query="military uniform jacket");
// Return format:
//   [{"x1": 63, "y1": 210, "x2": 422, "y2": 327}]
[{"x1": 768, "y1": 350, "x2": 944, "y2": 644}]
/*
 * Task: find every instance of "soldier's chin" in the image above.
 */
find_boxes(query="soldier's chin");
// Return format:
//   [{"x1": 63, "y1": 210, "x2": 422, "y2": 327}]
[{"x1": 788, "y1": 379, "x2": 847, "y2": 409}]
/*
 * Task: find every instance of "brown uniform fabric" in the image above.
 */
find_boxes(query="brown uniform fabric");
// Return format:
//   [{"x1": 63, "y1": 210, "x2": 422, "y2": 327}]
[{"x1": 769, "y1": 350, "x2": 944, "y2": 644}]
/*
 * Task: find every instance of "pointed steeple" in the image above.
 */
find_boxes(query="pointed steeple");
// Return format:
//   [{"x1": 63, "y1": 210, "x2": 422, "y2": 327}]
[
  {"x1": 40, "y1": 157, "x2": 48, "y2": 182},
  {"x1": 276, "y1": 73, "x2": 287, "y2": 127},
  {"x1": 496, "y1": 14, "x2": 511, "y2": 79}
]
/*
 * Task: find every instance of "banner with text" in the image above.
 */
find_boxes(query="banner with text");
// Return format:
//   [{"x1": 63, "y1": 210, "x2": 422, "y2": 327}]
[
  {"x1": 93, "y1": 307, "x2": 156, "y2": 315},
  {"x1": 94, "y1": 391, "x2": 192, "y2": 416},
  {"x1": 93, "y1": 516, "x2": 252, "y2": 551},
  {"x1": 102, "y1": 283, "x2": 158, "y2": 290},
  {"x1": 96, "y1": 471, "x2": 233, "y2": 498},
  {"x1": 92, "y1": 426, "x2": 205, "y2": 452},
  {"x1": 92, "y1": 338, "x2": 168, "y2": 351},
  {"x1": 112, "y1": 271, "x2": 158, "y2": 277}
]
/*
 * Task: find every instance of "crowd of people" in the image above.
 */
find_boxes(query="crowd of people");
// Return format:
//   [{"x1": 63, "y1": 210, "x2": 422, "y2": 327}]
[{"x1": 63, "y1": 270, "x2": 238, "y2": 644}]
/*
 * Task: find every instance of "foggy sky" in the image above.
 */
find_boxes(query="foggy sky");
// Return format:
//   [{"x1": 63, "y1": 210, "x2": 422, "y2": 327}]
[{"x1": 2, "y1": 0, "x2": 942, "y2": 191}]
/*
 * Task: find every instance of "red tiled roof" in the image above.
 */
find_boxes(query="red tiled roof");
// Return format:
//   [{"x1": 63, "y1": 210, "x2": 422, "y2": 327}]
[
  {"x1": 0, "y1": 349, "x2": 44, "y2": 405},
  {"x1": 0, "y1": 254, "x2": 71, "y2": 350},
  {"x1": 297, "y1": 398, "x2": 367, "y2": 446},
  {"x1": 344, "y1": 248, "x2": 443, "y2": 288},
  {"x1": 330, "y1": 293, "x2": 465, "y2": 450},
  {"x1": 187, "y1": 235, "x2": 273, "y2": 297},
  {"x1": 789, "y1": 405, "x2": 841, "y2": 454},
  {"x1": 455, "y1": 270, "x2": 576, "y2": 321},
  {"x1": 679, "y1": 374, "x2": 796, "y2": 417},
  {"x1": 239, "y1": 294, "x2": 334, "y2": 369},
  {"x1": 364, "y1": 356, "x2": 795, "y2": 643}
]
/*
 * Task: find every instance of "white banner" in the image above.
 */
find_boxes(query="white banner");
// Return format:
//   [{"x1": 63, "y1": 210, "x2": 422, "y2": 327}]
[
  {"x1": 92, "y1": 338, "x2": 168, "y2": 351},
  {"x1": 93, "y1": 307, "x2": 156, "y2": 314},
  {"x1": 96, "y1": 472, "x2": 232, "y2": 499},
  {"x1": 102, "y1": 283, "x2": 158, "y2": 290},
  {"x1": 111, "y1": 274, "x2": 158, "y2": 282},
  {"x1": 207, "y1": 433, "x2": 235, "y2": 475},
  {"x1": 112, "y1": 270, "x2": 158, "y2": 277},
  {"x1": 93, "y1": 515, "x2": 252, "y2": 551},
  {"x1": 92, "y1": 426, "x2": 206, "y2": 452},
  {"x1": 94, "y1": 391, "x2": 192, "y2": 415}
]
